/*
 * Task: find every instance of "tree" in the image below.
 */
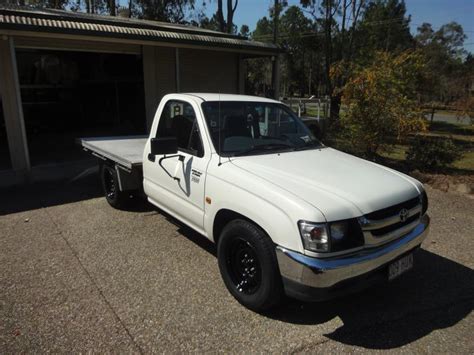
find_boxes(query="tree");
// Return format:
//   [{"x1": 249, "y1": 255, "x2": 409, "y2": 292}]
[
  {"x1": 215, "y1": 0, "x2": 239, "y2": 33},
  {"x1": 270, "y1": 0, "x2": 284, "y2": 98},
  {"x1": 415, "y1": 21, "x2": 467, "y2": 103},
  {"x1": 195, "y1": 13, "x2": 221, "y2": 31},
  {"x1": 358, "y1": 0, "x2": 413, "y2": 55},
  {"x1": 454, "y1": 54, "x2": 474, "y2": 122},
  {"x1": 226, "y1": 0, "x2": 238, "y2": 34},
  {"x1": 245, "y1": 16, "x2": 274, "y2": 95},
  {"x1": 252, "y1": 16, "x2": 273, "y2": 40},
  {"x1": 278, "y1": 6, "x2": 314, "y2": 96},
  {"x1": 300, "y1": 0, "x2": 337, "y2": 107},
  {"x1": 300, "y1": 0, "x2": 365, "y2": 120},
  {"x1": 12, "y1": 0, "x2": 69, "y2": 9},
  {"x1": 216, "y1": 0, "x2": 225, "y2": 32},
  {"x1": 340, "y1": 50, "x2": 426, "y2": 157},
  {"x1": 239, "y1": 24, "x2": 249, "y2": 37},
  {"x1": 135, "y1": 0, "x2": 196, "y2": 23},
  {"x1": 69, "y1": 0, "x2": 111, "y2": 14},
  {"x1": 250, "y1": 6, "x2": 313, "y2": 97},
  {"x1": 107, "y1": 0, "x2": 116, "y2": 16}
]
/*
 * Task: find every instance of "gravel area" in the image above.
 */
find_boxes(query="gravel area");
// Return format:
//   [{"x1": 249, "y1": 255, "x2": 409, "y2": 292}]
[{"x1": 0, "y1": 175, "x2": 473, "y2": 353}]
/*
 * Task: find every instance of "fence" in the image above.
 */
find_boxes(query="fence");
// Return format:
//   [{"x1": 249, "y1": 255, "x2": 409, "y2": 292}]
[{"x1": 282, "y1": 97, "x2": 331, "y2": 119}]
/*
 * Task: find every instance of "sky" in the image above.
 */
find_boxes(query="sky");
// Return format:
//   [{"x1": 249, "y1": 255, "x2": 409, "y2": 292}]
[{"x1": 198, "y1": 0, "x2": 474, "y2": 53}]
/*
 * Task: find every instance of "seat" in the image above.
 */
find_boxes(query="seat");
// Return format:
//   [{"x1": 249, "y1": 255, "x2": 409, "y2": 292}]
[
  {"x1": 224, "y1": 115, "x2": 251, "y2": 138},
  {"x1": 171, "y1": 114, "x2": 194, "y2": 148}
]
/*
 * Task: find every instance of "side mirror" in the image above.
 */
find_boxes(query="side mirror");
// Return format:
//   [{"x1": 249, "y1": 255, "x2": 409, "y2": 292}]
[{"x1": 150, "y1": 137, "x2": 178, "y2": 155}]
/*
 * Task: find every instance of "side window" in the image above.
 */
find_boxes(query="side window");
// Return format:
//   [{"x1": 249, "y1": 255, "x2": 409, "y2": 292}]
[{"x1": 156, "y1": 100, "x2": 204, "y2": 157}]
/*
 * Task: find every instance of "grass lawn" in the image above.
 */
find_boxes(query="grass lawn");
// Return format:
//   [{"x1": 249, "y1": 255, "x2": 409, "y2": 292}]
[
  {"x1": 380, "y1": 121, "x2": 474, "y2": 173},
  {"x1": 305, "y1": 107, "x2": 326, "y2": 117},
  {"x1": 452, "y1": 151, "x2": 474, "y2": 171}
]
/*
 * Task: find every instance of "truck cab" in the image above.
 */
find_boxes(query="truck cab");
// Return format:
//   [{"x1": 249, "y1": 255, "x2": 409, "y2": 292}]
[{"x1": 81, "y1": 93, "x2": 429, "y2": 311}]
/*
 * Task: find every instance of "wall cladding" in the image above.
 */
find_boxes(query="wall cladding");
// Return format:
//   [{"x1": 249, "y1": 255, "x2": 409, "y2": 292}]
[
  {"x1": 143, "y1": 45, "x2": 176, "y2": 129},
  {"x1": 179, "y1": 48, "x2": 238, "y2": 94}
]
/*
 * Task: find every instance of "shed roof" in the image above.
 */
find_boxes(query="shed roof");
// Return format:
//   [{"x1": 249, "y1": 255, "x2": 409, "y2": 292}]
[{"x1": 0, "y1": 5, "x2": 279, "y2": 54}]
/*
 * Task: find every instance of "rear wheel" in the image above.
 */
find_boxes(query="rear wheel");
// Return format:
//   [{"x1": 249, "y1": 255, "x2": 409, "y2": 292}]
[
  {"x1": 217, "y1": 219, "x2": 283, "y2": 311},
  {"x1": 100, "y1": 162, "x2": 130, "y2": 209}
]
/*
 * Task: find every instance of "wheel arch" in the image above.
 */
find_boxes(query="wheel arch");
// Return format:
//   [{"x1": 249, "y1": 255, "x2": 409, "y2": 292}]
[{"x1": 212, "y1": 209, "x2": 270, "y2": 246}]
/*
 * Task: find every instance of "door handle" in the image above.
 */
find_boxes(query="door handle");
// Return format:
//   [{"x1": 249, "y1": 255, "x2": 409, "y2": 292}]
[{"x1": 147, "y1": 153, "x2": 156, "y2": 162}]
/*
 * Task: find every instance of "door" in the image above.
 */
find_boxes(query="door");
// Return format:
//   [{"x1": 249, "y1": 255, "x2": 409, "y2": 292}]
[{"x1": 144, "y1": 99, "x2": 209, "y2": 233}]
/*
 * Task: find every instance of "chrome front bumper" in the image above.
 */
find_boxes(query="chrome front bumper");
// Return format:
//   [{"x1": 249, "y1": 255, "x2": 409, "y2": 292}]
[{"x1": 276, "y1": 215, "x2": 430, "y2": 300}]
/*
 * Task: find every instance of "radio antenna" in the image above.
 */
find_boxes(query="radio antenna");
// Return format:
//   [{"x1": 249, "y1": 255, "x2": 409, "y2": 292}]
[{"x1": 218, "y1": 92, "x2": 222, "y2": 166}]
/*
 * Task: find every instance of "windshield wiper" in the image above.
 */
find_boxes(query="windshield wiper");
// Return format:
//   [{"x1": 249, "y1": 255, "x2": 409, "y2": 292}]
[
  {"x1": 232, "y1": 143, "x2": 294, "y2": 157},
  {"x1": 294, "y1": 141, "x2": 324, "y2": 151}
]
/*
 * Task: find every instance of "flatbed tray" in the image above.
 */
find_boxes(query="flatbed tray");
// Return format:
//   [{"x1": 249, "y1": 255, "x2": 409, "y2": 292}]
[{"x1": 78, "y1": 135, "x2": 147, "y2": 169}]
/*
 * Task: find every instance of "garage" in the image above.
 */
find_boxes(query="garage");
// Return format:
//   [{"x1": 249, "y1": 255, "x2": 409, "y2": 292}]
[
  {"x1": 17, "y1": 48, "x2": 146, "y2": 166},
  {"x1": 0, "y1": 5, "x2": 279, "y2": 185}
]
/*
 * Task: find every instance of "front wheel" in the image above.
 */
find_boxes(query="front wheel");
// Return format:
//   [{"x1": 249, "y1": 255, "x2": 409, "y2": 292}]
[{"x1": 217, "y1": 219, "x2": 283, "y2": 311}]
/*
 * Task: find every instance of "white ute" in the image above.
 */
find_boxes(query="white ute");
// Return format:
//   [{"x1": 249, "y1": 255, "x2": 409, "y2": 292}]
[{"x1": 80, "y1": 93, "x2": 430, "y2": 311}]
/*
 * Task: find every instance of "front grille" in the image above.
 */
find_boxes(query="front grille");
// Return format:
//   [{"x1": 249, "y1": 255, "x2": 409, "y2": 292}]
[
  {"x1": 360, "y1": 196, "x2": 423, "y2": 246},
  {"x1": 366, "y1": 196, "x2": 420, "y2": 220},
  {"x1": 371, "y1": 213, "x2": 420, "y2": 236}
]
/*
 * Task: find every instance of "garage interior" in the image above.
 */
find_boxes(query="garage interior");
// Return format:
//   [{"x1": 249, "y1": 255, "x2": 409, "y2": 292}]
[
  {"x1": 17, "y1": 49, "x2": 146, "y2": 166},
  {"x1": 0, "y1": 5, "x2": 279, "y2": 186}
]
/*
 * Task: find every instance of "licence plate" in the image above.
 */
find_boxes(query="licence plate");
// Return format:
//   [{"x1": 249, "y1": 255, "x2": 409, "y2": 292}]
[{"x1": 388, "y1": 253, "x2": 413, "y2": 281}]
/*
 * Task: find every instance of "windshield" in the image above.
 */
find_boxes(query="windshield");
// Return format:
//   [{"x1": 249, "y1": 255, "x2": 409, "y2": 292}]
[{"x1": 201, "y1": 101, "x2": 323, "y2": 156}]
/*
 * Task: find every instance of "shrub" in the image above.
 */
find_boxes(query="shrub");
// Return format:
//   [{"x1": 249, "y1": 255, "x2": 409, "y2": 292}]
[
  {"x1": 340, "y1": 50, "x2": 427, "y2": 157},
  {"x1": 406, "y1": 136, "x2": 462, "y2": 171}
]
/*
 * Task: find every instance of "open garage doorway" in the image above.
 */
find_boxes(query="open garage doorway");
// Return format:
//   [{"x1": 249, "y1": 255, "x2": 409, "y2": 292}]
[{"x1": 16, "y1": 49, "x2": 146, "y2": 166}]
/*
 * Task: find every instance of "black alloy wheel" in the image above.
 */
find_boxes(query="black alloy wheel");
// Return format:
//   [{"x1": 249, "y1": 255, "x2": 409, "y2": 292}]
[
  {"x1": 226, "y1": 237, "x2": 262, "y2": 295},
  {"x1": 217, "y1": 219, "x2": 283, "y2": 311}
]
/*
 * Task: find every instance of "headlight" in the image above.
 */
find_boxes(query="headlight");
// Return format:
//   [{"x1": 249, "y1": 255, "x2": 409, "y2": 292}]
[
  {"x1": 298, "y1": 221, "x2": 329, "y2": 252},
  {"x1": 330, "y1": 219, "x2": 365, "y2": 252},
  {"x1": 299, "y1": 219, "x2": 364, "y2": 253},
  {"x1": 330, "y1": 222, "x2": 348, "y2": 241}
]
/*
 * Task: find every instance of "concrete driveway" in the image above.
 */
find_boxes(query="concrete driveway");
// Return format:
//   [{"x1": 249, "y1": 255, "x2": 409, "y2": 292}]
[{"x1": 1, "y1": 174, "x2": 473, "y2": 353}]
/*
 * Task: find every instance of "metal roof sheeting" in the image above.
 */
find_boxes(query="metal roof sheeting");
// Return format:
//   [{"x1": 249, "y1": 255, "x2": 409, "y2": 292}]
[{"x1": 0, "y1": 6, "x2": 279, "y2": 53}]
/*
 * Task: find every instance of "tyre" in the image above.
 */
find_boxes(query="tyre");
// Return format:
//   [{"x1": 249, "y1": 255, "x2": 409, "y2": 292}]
[
  {"x1": 217, "y1": 219, "x2": 283, "y2": 311},
  {"x1": 100, "y1": 162, "x2": 130, "y2": 209}
]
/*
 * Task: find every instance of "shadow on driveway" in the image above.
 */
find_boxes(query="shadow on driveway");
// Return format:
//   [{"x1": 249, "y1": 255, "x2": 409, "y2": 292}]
[
  {"x1": 173, "y1": 222, "x2": 473, "y2": 350},
  {"x1": 263, "y1": 248, "x2": 474, "y2": 349},
  {"x1": 0, "y1": 172, "x2": 103, "y2": 216},
  {"x1": 0, "y1": 170, "x2": 153, "y2": 215}
]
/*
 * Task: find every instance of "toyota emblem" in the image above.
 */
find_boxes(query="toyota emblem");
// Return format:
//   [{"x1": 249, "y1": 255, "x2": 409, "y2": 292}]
[{"x1": 399, "y1": 208, "x2": 409, "y2": 222}]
